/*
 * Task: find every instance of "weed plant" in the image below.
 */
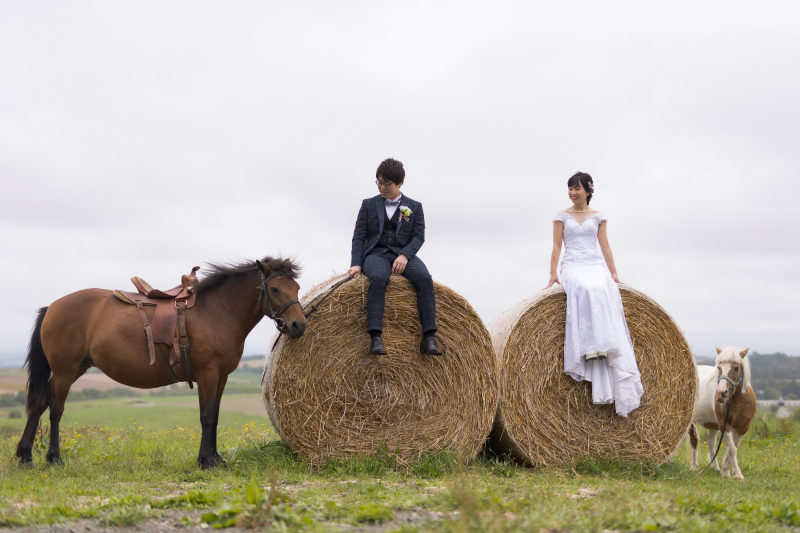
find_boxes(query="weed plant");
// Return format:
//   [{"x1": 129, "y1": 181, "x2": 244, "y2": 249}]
[{"x1": 0, "y1": 413, "x2": 797, "y2": 531}]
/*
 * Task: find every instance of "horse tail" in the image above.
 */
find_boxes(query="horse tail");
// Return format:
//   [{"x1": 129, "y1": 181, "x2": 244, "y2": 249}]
[
  {"x1": 24, "y1": 307, "x2": 51, "y2": 415},
  {"x1": 686, "y1": 422, "x2": 697, "y2": 462}
]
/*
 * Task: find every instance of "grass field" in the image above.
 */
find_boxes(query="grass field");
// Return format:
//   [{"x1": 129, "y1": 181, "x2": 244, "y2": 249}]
[
  {"x1": 1, "y1": 397, "x2": 799, "y2": 532},
  {"x1": 0, "y1": 394, "x2": 269, "y2": 433}
]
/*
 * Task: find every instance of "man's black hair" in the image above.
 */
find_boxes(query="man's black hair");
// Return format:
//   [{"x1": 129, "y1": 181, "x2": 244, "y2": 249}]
[{"x1": 376, "y1": 158, "x2": 405, "y2": 185}]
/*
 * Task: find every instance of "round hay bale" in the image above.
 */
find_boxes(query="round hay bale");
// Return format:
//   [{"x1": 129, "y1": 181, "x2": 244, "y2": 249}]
[
  {"x1": 263, "y1": 274, "x2": 499, "y2": 464},
  {"x1": 486, "y1": 284, "x2": 696, "y2": 466}
]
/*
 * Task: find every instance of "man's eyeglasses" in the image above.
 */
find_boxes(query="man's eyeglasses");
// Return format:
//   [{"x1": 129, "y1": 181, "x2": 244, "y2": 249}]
[{"x1": 375, "y1": 180, "x2": 395, "y2": 188}]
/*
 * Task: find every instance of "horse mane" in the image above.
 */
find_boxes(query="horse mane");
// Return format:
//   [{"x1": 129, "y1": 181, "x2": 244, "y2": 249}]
[
  {"x1": 715, "y1": 346, "x2": 751, "y2": 392},
  {"x1": 700, "y1": 367, "x2": 717, "y2": 388},
  {"x1": 194, "y1": 256, "x2": 301, "y2": 292}
]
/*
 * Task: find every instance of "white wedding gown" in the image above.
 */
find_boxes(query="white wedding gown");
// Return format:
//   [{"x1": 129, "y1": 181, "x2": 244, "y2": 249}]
[{"x1": 553, "y1": 211, "x2": 643, "y2": 417}]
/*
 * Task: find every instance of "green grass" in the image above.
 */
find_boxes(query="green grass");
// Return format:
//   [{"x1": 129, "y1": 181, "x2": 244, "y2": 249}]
[
  {"x1": 225, "y1": 368, "x2": 264, "y2": 385},
  {"x1": 0, "y1": 408, "x2": 798, "y2": 531},
  {"x1": 0, "y1": 394, "x2": 270, "y2": 432}
]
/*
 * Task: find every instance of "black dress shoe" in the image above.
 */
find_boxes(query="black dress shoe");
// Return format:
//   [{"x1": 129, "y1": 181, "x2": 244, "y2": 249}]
[
  {"x1": 420, "y1": 336, "x2": 443, "y2": 356},
  {"x1": 371, "y1": 336, "x2": 387, "y2": 356}
]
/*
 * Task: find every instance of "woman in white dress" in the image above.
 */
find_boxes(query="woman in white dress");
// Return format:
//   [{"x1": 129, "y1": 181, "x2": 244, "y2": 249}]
[{"x1": 544, "y1": 172, "x2": 643, "y2": 417}]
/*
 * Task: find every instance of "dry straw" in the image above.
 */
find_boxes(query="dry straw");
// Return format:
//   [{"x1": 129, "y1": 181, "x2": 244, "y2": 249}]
[
  {"x1": 486, "y1": 284, "x2": 696, "y2": 466},
  {"x1": 263, "y1": 274, "x2": 499, "y2": 464}
]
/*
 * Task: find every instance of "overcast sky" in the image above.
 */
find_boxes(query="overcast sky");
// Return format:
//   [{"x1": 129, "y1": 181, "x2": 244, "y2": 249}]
[{"x1": 1, "y1": 1, "x2": 798, "y2": 367}]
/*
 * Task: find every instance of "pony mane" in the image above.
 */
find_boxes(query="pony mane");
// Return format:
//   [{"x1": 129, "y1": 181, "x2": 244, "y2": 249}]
[
  {"x1": 715, "y1": 346, "x2": 751, "y2": 392},
  {"x1": 194, "y1": 256, "x2": 301, "y2": 292}
]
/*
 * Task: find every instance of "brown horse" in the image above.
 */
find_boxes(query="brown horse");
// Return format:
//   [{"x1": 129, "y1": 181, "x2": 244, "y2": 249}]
[
  {"x1": 15, "y1": 257, "x2": 306, "y2": 469},
  {"x1": 689, "y1": 346, "x2": 757, "y2": 479}
]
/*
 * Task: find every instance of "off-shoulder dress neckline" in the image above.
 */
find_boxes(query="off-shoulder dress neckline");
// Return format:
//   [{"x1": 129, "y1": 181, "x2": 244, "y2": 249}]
[{"x1": 559, "y1": 210, "x2": 602, "y2": 227}]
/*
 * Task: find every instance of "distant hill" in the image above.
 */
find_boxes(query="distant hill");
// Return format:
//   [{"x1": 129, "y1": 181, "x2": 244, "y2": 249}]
[
  {"x1": 695, "y1": 351, "x2": 800, "y2": 400},
  {"x1": 747, "y1": 352, "x2": 800, "y2": 379}
]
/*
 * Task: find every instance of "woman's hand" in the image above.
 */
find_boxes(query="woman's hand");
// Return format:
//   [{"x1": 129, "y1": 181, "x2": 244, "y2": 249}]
[
  {"x1": 347, "y1": 266, "x2": 362, "y2": 278},
  {"x1": 547, "y1": 222, "x2": 563, "y2": 291},
  {"x1": 611, "y1": 273, "x2": 622, "y2": 284}
]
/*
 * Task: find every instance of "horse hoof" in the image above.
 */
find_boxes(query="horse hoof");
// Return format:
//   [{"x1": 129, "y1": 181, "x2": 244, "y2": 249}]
[
  {"x1": 18, "y1": 459, "x2": 34, "y2": 469},
  {"x1": 734, "y1": 474, "x2": 744, "y2": 480},
  {"x1": 689, "y1": 464, "x2": 698, "y2": 471},
  {"x1": 721, "y1": 472, "x2": 730, "y2": 479},
  {"x1": 46, "y1": 453, "x2": 62, "y2": 465},
  {"x1": 197, "y1": 458, "x2": 217, "y2": 470}
]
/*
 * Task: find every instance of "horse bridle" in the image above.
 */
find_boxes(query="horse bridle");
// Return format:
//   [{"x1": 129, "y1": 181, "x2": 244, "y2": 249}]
[
  {"x1": 258, "y1": 272, "x2": 301, "y2": 333},
  {"x1": 717, "y1": 374, "x2": 746, "y2": 395}
]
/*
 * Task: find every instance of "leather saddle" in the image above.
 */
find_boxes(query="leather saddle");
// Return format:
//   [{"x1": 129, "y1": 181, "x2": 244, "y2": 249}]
[{"x1": 113, "y1": 266, "x2": 200, "y2": 387}]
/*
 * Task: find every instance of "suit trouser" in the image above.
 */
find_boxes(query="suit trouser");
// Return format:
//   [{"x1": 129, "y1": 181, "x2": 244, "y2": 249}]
[{"x1": 362, "y1": 252, "x2": 437, "y2": 334}]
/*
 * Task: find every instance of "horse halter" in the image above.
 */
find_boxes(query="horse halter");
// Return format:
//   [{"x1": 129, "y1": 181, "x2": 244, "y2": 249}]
[
  {"x1": 717, "y1": 374, "x2": 746, "y2": 395},
  {"x1": 258, "y1": 272, "x2": 301, "y2": 333}
]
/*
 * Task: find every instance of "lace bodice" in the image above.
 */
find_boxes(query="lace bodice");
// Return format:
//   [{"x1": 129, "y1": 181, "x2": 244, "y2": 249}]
[{"x1": 553, "y1": 211, "x2": 607, "y2": 267}]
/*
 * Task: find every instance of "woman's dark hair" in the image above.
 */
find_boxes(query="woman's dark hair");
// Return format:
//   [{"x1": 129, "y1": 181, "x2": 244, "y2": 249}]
[
  {"x1": 376, "y1": 158, "x2": 405, "y2": 185},
  {"x1": 567, "y1": 172, "x2": 594, "y2": 204}
]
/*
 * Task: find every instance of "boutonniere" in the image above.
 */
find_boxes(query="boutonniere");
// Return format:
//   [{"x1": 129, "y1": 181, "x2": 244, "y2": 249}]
[{"x1": 399, "y1": 206, "x2": 412, "y2": 222}]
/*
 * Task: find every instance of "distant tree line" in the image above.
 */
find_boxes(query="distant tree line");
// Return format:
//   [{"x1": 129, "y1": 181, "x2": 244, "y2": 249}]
[
  {"x1": 0, "y1": 391, "x2": 25, "y2": 407},
  {"x1": 697, "y1": 352, "x2": 800, "y2": 400},
  {"x1": 748, "y1": 352, "x2": 800, "y2": 400},
  {"x1": 66, "y1": 387, "x2": 138, "y2": 402}
]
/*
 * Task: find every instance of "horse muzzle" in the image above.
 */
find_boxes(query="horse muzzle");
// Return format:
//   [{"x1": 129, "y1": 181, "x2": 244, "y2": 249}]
[
  {"x1": 716, "y1": 388, "x2": 730, "y2": 403},
  {"x1": 286, "y1": 318, "x2": 307, "y2": 339}
]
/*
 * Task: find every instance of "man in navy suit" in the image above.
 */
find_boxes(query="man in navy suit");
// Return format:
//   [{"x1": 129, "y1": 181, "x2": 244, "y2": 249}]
[{"x1": 347, "y1": 158, "x2": 442, "y2": 356}]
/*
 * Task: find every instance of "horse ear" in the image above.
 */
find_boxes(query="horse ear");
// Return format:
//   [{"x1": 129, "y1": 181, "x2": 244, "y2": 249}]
[
  {"x1": 715, "y1": 347, "x2": 723, "y2": 355},
  {"x1": 255, "y1": 260, "x2": 266, "y2": 273},
  {"x1": 740, "y1": 348, "x2": 750, "y2": 358}
]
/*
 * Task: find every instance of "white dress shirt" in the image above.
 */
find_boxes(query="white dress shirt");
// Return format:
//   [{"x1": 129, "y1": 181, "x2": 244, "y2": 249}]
[{"x1": 384, "y1": 194, "x2": 402, "y2": 219}]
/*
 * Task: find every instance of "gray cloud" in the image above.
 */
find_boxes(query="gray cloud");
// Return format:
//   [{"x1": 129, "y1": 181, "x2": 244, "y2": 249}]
[{"x1": 1, "y1": 1, "x2": 799, "y2": 365}]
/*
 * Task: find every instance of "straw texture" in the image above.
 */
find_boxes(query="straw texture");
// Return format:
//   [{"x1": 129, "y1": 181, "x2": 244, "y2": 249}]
[
  {"x1": 486, "y1": 284, "x2": 696, "y2": 466},
  {"x1": 263, "y1": 274, "x2": 499, "y2": 464}
]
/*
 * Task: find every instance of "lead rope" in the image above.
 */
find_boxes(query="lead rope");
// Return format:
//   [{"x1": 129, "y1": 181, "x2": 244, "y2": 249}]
[
  {"x1": 262, "y1": 274, "x2": 361, "y2": 385},
  {"x1": 301, "y1": 275, "x2": 357, "y2": 319},
  {"x1": 698, "y1": 397, "x2": 732, "y2": 475}
]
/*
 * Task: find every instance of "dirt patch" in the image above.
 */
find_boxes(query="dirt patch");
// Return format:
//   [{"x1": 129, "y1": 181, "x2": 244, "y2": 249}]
[
  {"x1": 71, "y1": 374, "x2": 143, "y2": 392},
  {"x1": 571, "y1": 487, "x2": 599, "y2": 499},
  {"x1": 11, "y1": 500, "x2": 37, "y2": 509},
  {"x1": 3, "y1": 511, "x2": 204, "y2": 532},
  {"x1": 75, "y1": 496, "x2": 112, "y2": 506},
  {"x1": 238, "y1": 360, "x2": 262, "y2": 370},
  {"x1": 0, "y1": 376, "x2": 28, "y2": 392},
  {"x1": 2, "y1": 509, "x2": 449, "y2": 532},
  {"x1": 1, "y1": 373, "x2": 145, "y2": 393}
]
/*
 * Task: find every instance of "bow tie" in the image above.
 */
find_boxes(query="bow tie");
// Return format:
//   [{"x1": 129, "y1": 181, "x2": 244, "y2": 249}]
[{"x1": 384, "y1": 198, "x2": 401, "y2": 207}]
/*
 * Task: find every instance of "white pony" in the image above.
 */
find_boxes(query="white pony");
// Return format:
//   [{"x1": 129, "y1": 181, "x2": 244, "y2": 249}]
[{"x1": 689, "y1": 346, "x2": 757, "y2": 479}]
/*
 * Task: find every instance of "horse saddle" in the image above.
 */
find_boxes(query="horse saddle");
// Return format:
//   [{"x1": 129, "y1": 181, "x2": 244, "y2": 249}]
[{"x1": 113, "y1": 266, "x2": 200, "y2": 387}]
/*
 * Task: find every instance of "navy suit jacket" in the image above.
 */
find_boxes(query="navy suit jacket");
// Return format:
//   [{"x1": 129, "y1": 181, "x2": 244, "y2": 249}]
[{"x1": 350, "y1": 194, "x2": 425, "y2": 268}]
